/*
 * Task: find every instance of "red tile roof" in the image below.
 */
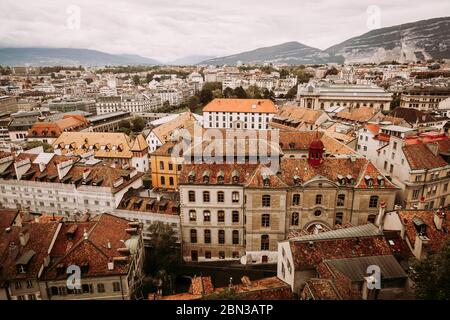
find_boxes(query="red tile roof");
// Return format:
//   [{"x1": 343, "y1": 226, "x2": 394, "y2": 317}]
[
  {"x1": 42, "y1": 214, "x2": 141, "y2": 279},
  {"x1": 402, "y1": 144, "x2": 448, "y2": 170},
  {"x1": 398, "y1": 209, "x2": 450, "y2": 253},
  {"x1": 203, "y1": 99, "x2": 277, "y2": 113}
]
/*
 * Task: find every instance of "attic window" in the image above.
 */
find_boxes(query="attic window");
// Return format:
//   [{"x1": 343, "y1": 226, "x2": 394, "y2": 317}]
[
  {"x1": 232, "y1": 170, "x2": 239, "y2": 184},
  {"x1": 202, "y1": 170, "x2": 210, "y2": 184},
  {"x1": 188, "y1": 170, "x2": 195, "y2": 183},
  {"x1": 337, "y1": 174, "x2": 345, "y2": 185},
  {"x1": 289, "y1": 142, "x2": 295, "y2": 149},
  {"x1": 377, "y1": 175, "x2": 385, "y2": 186},
  {"x1": 413, "y1": 217, "x2": 427, "y2": 236},
  {"x1": 217, "y1": 170, "x2": 224, "y2": 184},
  {"x1": 365, "y1": 175, "x2": 373, "y2": 187},
  {"x1": 346, "y1": 175, "x2": 354, "y2": 185},
  {"x1": 293, "y1": 175, "x2": 301, "y2": 186},
  {"x1": 262, "y1": 174, "x2": 270, "y2": 187}
]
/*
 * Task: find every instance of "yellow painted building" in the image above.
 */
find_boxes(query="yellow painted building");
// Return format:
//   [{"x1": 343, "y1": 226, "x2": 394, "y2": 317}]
[{"x1": 150, "y1": 141, "x2": 183, "y2": 191}]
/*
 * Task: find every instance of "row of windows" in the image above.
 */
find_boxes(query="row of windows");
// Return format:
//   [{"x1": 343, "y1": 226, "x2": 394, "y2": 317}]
[
  {"x1": 49, "y1": 282, "x2": 121, "y2": 296},
  {"x1": 190, "y1": 229, "x2": 240, "y2": 245},
  {"x1": 159, "y1": 162, "x2": 182, "y2": 171},
  {"x1": 189, "y1": 210, "x2": 240, "y2": 223},
  {"x1": 188, "y1": 191, "x2": 240, "y2": 203},
  {"x1": 187, "y1": 193, "x2": 378, "y2": 208}
]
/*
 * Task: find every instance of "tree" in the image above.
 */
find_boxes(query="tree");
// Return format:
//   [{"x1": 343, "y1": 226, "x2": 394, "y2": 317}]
[
  {"x1": 262, "y1": 88, "x2": 275, "y2": 101},
  {"x1": 118, "y1": 119, "x2": 132, "y2": 135},
  {"x1": 285, "y1": 85, "x2": 298, "y2": 99},
  {"x1": 410, "y1": 241, "x2": 450, "y2": 299},
  {"x1": 186, "y1": 95, "x2": 200, "y2": 112},
  {"x1": 324, "y1": 66, "x2": 338, "y2": 77},
  {"x1": 132, "y1": 116, "x2": 146, "y2": 132},
  {"x1": 199, "y1": 87, "x2": 214, "y2": 105},
  {"x1": 144, "y1": 222, "x2": 182, "y2": 295},
  {"x1": 132, "y1": 75, "x2": 141, "y2": 86},
  {"x1": 233, "y1": 86, "x2": 247, "y2": 99},
  {"x1": 24, "y1": 141, "x2": 53, "y2": 152},
  {"x1": 212, "y1": 89, "x2": 223, "y2": 99},
  {"x1": 246, "y1": 85, "x2": 262, "y2": 99},
  {"x1": 223, "y1": 87, "x2": 234, "y2": 98},
  {"x1": 146, "y1": 73, "x2": 152, "y2": 83}
]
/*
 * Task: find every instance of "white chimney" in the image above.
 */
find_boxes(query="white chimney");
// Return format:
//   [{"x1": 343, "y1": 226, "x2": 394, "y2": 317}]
[
  {"x1": 376, "y1": 201, "x2": 386, "y2": 232},
  {"x1": 19, "y1": 230, "x2": 30, "y2": 246},
  {"x1": 82, "y1": 169, "x2": 91, "y2": 180},
  {"x1": 434, "y1": 210, "x2": 445, "y2": 231},
  {"x1": 414, "y1": 234, "x2": 430, "y2": 260}
]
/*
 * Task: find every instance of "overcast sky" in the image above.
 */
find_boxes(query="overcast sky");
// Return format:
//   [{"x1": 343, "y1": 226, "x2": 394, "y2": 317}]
[{"x1": 1, "y1": 0, "x2": 449, "y2": 62}]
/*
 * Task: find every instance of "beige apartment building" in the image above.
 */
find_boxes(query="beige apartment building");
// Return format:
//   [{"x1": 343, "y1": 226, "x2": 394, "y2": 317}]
[{"x1": 179, "y1": 137, "x2": 397, "y2": 264}]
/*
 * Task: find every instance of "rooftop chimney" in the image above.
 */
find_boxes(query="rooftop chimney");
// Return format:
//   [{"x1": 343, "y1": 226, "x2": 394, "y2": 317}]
[
  {"x1": 376, "y1": 201, "x2": 386, "y2": 232},
  {"x1": 414, "y1": 234, "x2": 430, "y2": 260},
  {"x1": 82, "y1": 169, "x2": 91, "y2": 180},
  {"x1": 434, "y1": 209, "x2": 446, "y2": 231},
  {"x1": 19, "y1": 229, "x2": 30, "y2": 246}
]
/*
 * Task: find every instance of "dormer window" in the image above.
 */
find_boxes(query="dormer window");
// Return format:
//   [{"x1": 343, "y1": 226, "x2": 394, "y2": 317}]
[
  {"x1": 217, "y1": 170, "x2": 224, "y2": 184},
  {"x1": 293, "y1": 175, "x2": 301, "y2": 186},
  {"x1": 337, "y1": 174, "x2": 345, "y2": 185},
  {"x1": 202, "y1": 170, "x2": 210, "y2": 184},
  {"x1": 188, "y1": 170, "x2": 195, "y2": 183},
  {"x1": 346, "y1": 174, "x2": 354, "y2": 185},
  {"x1": 289, "y1": 142, "x2": 296, "y2": 149},
  {"x1": 377, "y1": 175, "x2": 384, "y2": 186},
  {"x1": 17, "y1": 264, "x2": 26, "y2": 274},
  {"x1": 262, "y1": 174, "x2": 270, "y2": 187},
  {"x1": 232, "y1": 170, "x2": 239, "y2": 184},
  {"x1": 365, "y1": 175, "x2": 373, "y2": 187}
]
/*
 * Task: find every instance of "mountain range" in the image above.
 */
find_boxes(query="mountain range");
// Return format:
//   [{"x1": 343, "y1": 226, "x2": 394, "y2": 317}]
[
  {"x1": 1, "y1": 17, "x2": 449, "y2": 66},
  {"x1": 200, "y1": 16, "x2": 450, "y2": 65}
]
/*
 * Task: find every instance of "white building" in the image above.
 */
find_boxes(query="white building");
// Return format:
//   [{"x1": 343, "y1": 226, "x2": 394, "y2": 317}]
[
  {"x1": 0, "y1": 152, "x2": 144, "y2": 216},
  {"x1": 297, "y1": 82, "x2": 392, "y2": 111},
  {"x1": 203, "y1": 99, "x2": 277, "y2": 130}
]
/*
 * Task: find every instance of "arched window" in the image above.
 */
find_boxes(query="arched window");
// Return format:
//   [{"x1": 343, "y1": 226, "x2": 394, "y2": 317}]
[
  {"x1": 337, "y1": 194, "x2": 345, "y2": 206},
  {"x1": 292, "y1": 194, "x2": 300, "y2": 206},
  {"x1": 262, "y1": 195, "x2": 271, "y2": 207},
  {"x1": 261, "y1": 235, "x2": 269, "y2": 251},
  {"x1": 369, "y1": 196, "x2": 379, "y2": 208},
  {"x1": 190, "y1": 229, "x2": 197, "y2": 243},
  {"x1": 316, "y1": 194, "x2": 322, "y2": 205},
  {"x1": 261, "y1": 214, "x2": 270, "y2": 227},
  {"x1": 160, "y1": 176, "x2": 165, "y2": 185},
  {"x1": 291, "y1": 212, "x2": 299, "y2": 226}
]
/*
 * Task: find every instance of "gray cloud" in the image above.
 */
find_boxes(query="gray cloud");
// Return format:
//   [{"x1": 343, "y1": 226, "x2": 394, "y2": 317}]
[{"x1": 0, "y1": 0, "x2": 449, "y2": 62}]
